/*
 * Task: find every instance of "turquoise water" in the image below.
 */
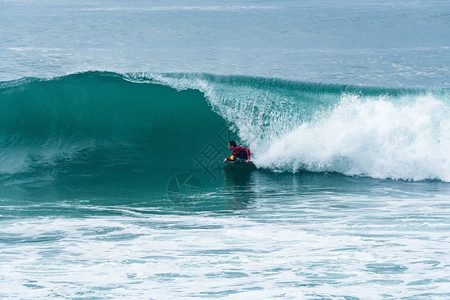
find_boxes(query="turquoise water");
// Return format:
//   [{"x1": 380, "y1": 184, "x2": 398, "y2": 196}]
[{"x1": 1, "y1": 0, "x2": 450, "y2": 299}]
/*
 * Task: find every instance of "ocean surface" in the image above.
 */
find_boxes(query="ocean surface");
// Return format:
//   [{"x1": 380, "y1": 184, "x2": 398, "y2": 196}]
[{"x1": 1, "y1": 0, "x2": 449, "y2": 299}]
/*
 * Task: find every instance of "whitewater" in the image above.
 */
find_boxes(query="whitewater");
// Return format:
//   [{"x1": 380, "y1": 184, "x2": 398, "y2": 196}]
[
  {"x1": 1, "y1": 0, "x2": 449, "y2": 299},
  {"x1": 148, "y1": 72, "x2": 450, "y2": 182}
]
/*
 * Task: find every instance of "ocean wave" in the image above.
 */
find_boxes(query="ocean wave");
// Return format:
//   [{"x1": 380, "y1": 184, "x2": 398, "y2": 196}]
[{"x1": 1, "y1": 71, "x2": 449, "y2": 182}]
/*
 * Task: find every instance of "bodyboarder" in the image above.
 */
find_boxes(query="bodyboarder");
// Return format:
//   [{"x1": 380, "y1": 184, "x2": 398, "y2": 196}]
[{"x1": 223, "y1": 140, "x2": 251, "y2": 163}]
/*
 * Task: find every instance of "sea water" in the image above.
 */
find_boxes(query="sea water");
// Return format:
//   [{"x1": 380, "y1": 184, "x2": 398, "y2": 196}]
[{"x1": 0, "y1": 0, "x2": 449, "y2": 299}]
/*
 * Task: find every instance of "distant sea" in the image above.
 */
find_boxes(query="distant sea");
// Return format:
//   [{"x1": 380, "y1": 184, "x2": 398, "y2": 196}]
[{"x1": 1, "y1": 0, "x2": 449, "y2": 298}]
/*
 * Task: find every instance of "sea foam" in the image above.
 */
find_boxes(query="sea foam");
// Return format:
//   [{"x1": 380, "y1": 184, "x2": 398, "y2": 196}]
[{"x1": 256, "y1": 94, "x2": 450, "y2": 181}]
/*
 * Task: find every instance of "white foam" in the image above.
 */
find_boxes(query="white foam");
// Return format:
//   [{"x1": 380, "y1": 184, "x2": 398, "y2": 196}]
[
  {"x1": 256, "y1": 94, "x2": 450, "y2": 182},
  {"x1": 0, "y1": 206, "x2": 448, "y2": 299}
]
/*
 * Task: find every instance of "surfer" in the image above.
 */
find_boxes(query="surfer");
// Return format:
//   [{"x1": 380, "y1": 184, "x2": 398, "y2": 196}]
[{"x1": 223, "y1": 140, "x2": 251, "y2": 163}]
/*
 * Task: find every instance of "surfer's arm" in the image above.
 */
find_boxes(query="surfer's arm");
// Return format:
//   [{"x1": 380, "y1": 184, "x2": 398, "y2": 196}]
[
  {"x1": 223, "y1": 155, "x2": 235, "y2": 163},
  {"x1": 245, "y1": 148, "x2": 251, "y2": 162}
]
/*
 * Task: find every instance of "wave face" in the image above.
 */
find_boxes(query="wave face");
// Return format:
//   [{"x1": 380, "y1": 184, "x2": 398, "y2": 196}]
[
  {"x1": 1, "y1": 71, "x2": 449, "y2": 184},
  {"x1": 0, "y1": 72, "x2": 232, "y2": 195}
]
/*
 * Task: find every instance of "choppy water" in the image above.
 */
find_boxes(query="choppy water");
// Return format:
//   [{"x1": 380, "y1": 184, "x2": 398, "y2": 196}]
[{"x1": 1, "y1": 0, "x2": 449, "y2": 298}]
